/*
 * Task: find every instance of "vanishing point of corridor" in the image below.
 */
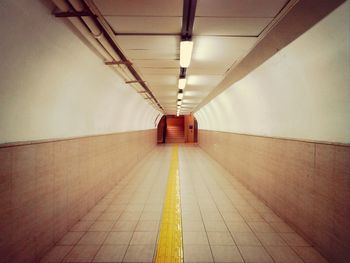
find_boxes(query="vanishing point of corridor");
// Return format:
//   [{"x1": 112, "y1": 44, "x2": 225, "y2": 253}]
[{"x1": 40, "y1": 145, "x2": 329, "y2": 263}]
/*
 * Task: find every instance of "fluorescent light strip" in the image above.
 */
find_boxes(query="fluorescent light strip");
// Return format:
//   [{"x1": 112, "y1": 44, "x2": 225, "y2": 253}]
[
  {"x1": 177, "y1": 93, "x2": 184, "y2": 100},
  {"x1": 180, "y1": 41, "x2": 193, "y2": 68},
  {"x1": 178, "y1": 78, "x2": 186, "y2": 90}
]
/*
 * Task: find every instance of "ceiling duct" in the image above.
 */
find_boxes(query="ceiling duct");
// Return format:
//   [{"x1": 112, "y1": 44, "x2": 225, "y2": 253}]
[{"x1": 51, "y1": 0, "x2": 164, "y2": 112}]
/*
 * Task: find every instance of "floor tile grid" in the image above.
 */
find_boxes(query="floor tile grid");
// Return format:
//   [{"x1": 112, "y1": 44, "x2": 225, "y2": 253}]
[
  {"x1": 121, "y1": 147, "x2": 171, "y2": 263},
  {"x1": 197, "y1": 152, "x2": 309, "y2": 263},
  {"x1": 181, "y1": 146, "x2": 250, "y2": 263},
  {"x1": 179, "y1": 146, "x2": 215, "y2": 263},
  {"x1": 195, "y1": 146, "x2": 309, "y2": 263},
  {"x1": 95, "y1": 147, "x2": 170, "y2": 262},
  {"x1": 66, "y1": 151, "x2": 160, "y2": 263},
  {"x1": 191, "y1": 146, "x2": 329, "y2": 263},
  {"x1": 188, "y1": 146, "x2": 277, "y2": 263},
  {"x1": 40, "y1": 148, "x2": 169, "y2": 263}
]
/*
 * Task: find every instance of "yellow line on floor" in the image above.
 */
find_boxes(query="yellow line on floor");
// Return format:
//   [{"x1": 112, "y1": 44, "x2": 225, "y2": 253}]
[{"x1": 155, "y1": 145, "x2": 183, "y2": 263}]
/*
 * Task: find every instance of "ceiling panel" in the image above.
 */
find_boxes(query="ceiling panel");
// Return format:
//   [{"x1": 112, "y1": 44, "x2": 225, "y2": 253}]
[
  {"x1": 187, "y1": 75, "x2": 223, "y2": 87},
  {"x1": 193, "y1": 17, "x2": 272, "y2": 36},
  {"x1": 132, "y1": 59, "x2": 179, "y2": 68},
  {"x1": 138, "y1": 67, "x2": 179, "y2": 75},
  {"x1": 143, "y1": 74, "x2": 178, "y2": 86},
  {"x1": 94, "y1": 0, "x2": 183, "y2": 16},
  {"x1": 188, "y1": 61, "x2": 232, "y2": 75},
  {"x1": 192, "y1": 36, "x2": 257, "y2": 64},
  {"x1": 124, "y1": 50, "x2": 177, "y2": 60},
  {"x1": 106, "y1": 16, "x2": 182, "y2": 34},
  {"x1": 116, "y1": 36, "x2": 179, "y2": 51},
  {"x1": 196, "y1": 0, "x2": 289, "y2": 17}
]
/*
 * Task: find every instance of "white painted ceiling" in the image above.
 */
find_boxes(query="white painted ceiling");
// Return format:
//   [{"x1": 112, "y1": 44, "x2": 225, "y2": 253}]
[{"x1": 94, "y1": 0, "x2": 289, "y2": 114}]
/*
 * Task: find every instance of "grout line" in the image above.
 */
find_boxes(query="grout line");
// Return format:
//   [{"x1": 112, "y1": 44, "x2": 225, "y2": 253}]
[
  {"x1": 181, "y1": 145, "x2": 215, "y2": 263},
  {"x1": 195, "y1": 147, "x2": 311, "y2": 263}
]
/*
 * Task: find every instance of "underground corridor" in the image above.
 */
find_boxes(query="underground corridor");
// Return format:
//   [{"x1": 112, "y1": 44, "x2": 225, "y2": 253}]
[{"x1": 0, "y1": 1, "x2": 349, "y2": 263}]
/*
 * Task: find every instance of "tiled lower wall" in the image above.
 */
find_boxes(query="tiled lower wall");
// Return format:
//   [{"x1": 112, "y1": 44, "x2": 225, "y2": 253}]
[
  {"x1": 0, "y1": 129, "x2": 156, "y2": 263},
  {"x1": 198, "y1": 130, "x2": 350, "y2": 263}
]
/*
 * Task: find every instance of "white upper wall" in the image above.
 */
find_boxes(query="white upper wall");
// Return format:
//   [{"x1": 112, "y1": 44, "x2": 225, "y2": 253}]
[
  {"x1": 195, "y1": 1, "x2": 350, "y2": 144},
  {"x1": 0, "y1": 0, "x2": 160, "y2": 144}
]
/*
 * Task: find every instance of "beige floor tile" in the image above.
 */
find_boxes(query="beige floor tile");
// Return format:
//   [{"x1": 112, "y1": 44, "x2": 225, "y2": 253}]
[
  {"x1": 104, "y1": 232, "x2": 133, "y2": 245},
  {"x1": 78, "y1": 231, "x2": 108, "y2": 245},
  {"x1": 211, "y1": 245, "x2": 244, "y2": 263},
  {"x1": 70, "y1": 220, "x2": 94, "y2": 231},
  {"x1": 89, "y1": 220, "x2": 115, "y2": 231},
  {"x1": 125, "y1": 204, "x2": 144, "y2": 212},
  {"x1": 204, "y1": 220, "x2": 228, "y2": 231},
  {"x1": 280, "y1": 233, "x2": 310, "y2": 246},
  {"x1": 269, "y1": 222, "x2": 296, "y2": 233},
  {"x1": 238, "y1": 246, "x2": 274, "y2": 263},
  {"x1": 98, "y1": 212, "x2": 121, "y2": 221},
  {"x1": 232, "y1": 232, "x2": 261, "y2": 246},
  {"x1": 227, "y1": 222, "x2": 252, "y2": 233},
  {"x1": 105, "y1": 205, "x2": 125, "y2": 213},
  {"x1": 221, "y1": 212, "x2": 244, "y2": 222},
  {"x1": 40, "y1": 245, "x2": 72, "y2": 263},
  {"x1": 201, "y1": 212, "x2": 223, "y2": 221},
  {"x1": 183, "y1": 231, "x2": 209, "y2": 245},
  {"x1": 93, "y1": 245, "x2": 127, "y2": 262},
  {"x1": 292, "y1": 246, "x2": 329, "y2": 263},
  {"x1": 261, "y1": 213, "x2": 283, "y2": 223},
  {"x1": 182, "y1": 220, "x2": 205, "y2": 232},
  {"x1": 241, "y1": 212, "x2": 264, "y2": 222},
  {"x1": 130, "y1": 231, "x2": 157, "y2": 245},
  {"x1": 256, "y1": 232, "x2": 287, "y2": 246},
  {"x1": 123, "y1": 245, "x2": 155, "y2": 262},
  {"x1": 140, "y1": 211, "x2": 161, "y2": 221},
  {"x1": 119, "y1": 211, "x2": 142, "y2": 221},
  {"x1": 112, "y1": 220, "x2": 138, "y2": 231},
  {"x1": 63, "y1": 245, "x2": 100, "y2": 262},
  {"x1": 135, "y1": 220, "x2": 159, "y2": 232},
  {"x1": 82, "y1": 211, "x2": 102, "y2": 221},
  {"x1": 248, "y1": 222, "x2": 276, "y2": 233},
  {"x1": 207, "y1": 231, "x2": 235, "y2": 245},
  {"x1": 58, "y1": 232, "x2": 85, "y2": 245},
  {"x1": 184, "y1": 245, "x2": 213, "y2": 262},
  {"x1": 266, "y1": 246, "x2": 304, "y2": 263}
]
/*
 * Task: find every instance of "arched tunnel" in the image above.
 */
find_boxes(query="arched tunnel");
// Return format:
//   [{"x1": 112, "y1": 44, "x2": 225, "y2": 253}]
[{"x1": 0, "y1": 1, "x2": 349, "y2": 263}]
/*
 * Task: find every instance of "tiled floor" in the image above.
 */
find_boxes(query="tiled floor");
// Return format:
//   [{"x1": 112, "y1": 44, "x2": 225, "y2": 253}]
[{"x1": 40, "y1": 145, "x2": 329, "y2": 263}]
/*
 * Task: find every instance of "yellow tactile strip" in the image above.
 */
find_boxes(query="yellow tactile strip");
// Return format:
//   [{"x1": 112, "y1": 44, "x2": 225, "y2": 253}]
[{"x1": 155, "y1": 145, "x2": 183, "y2": 263}]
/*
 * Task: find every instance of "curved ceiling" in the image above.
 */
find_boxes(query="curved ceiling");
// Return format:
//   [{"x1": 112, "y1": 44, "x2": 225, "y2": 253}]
[{"x1": 195, "y1": 1, "x2": 350, "y2": 143}]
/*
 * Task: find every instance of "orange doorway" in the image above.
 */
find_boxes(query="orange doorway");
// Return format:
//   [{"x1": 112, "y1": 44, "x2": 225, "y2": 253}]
[
  {"x1": 166, "y1": 116, "x2": 185, "y2": 143},
  {"x1": 157, "y1": 115, "x2": 198, "y2": 143}
]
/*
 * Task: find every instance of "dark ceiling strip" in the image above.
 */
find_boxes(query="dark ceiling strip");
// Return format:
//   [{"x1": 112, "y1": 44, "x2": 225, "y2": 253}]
[
  {"x1": 105, "y1": 60, "x2": 132, "y2": 65},
  {"x1": 181, "y1": 0, "x2": 197, "y2": 40},
  {"x1": 179, "y1": 0, "x2": 197, "y2": 79},
  {"x1": 125, "y1": 80, "x2": 146, "y2": 84},
  {"x1": 116, "y1": 32, "x2": 181, "y2": 36},
  {"x1": 54, "y1": 10, "x2": 95, "y2": 17},
  {"x1": 180, "y1": 67, "x2": 187, "y2": 78}
]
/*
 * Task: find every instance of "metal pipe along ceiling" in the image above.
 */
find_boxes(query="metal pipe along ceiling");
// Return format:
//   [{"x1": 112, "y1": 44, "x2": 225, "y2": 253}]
[{"x1": 51, "y1": 0, "x2": 164, "y2": 112}]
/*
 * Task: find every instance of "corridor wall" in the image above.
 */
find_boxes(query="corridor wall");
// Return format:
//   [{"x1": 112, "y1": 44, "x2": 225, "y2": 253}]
[
  {"x1": 195, "y1": 2, "x2": 350, "y2": 263},
  {"x1": 0, "y1": 1, "x2": 159, "y2": 262}
]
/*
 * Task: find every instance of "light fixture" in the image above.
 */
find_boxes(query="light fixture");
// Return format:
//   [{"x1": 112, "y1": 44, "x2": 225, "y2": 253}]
[
  {"x1": 178, "y1": 78, "x2": 186, "y2": 90},
  {"x1": 180, "y1": 40, "x2": 193, "y2": 68},
  {"x1": 177, "y1": 91, "x2": 184, "y2": 100}
]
